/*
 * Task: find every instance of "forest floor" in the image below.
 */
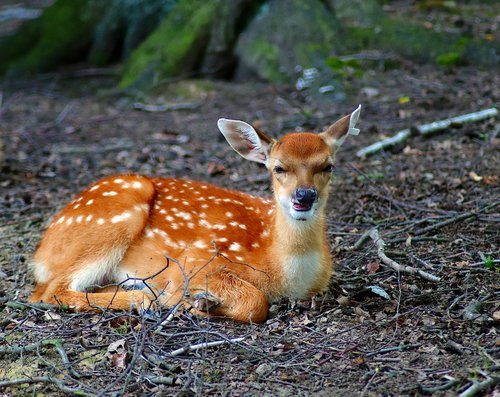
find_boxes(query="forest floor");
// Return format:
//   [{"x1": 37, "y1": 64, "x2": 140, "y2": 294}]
[
  {"x1": 0, "y1": 61, "x2": 498, "y2": 396},
  {"x1": 1, "y1": 1, "x2": 500, "y2": 391}
]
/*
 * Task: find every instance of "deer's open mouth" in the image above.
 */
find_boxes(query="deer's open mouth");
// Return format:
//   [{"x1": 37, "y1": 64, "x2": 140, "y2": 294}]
[{"x1": 292, "y1": 202, "x2": 313, "y2": 212}]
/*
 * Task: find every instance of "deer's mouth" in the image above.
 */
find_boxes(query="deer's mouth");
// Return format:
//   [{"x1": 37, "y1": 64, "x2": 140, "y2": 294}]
[{"x1": 292, "y1": 202, "x2": 313, "y2": 212}]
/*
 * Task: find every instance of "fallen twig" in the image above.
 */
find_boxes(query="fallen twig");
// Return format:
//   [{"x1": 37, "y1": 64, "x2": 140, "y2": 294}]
[
  {"x1": 133, "y1": 102, "x2": 200, "y2": 112},
  {"x1": 412, "y1": 200, "x2": 500, "y2": 236},
  {"x1": 365, "y1": 343, "x2": 421, "y2": 357},
  {"x1": 458, "y1": 376, "x2": 499, "y2": 397},
  {"x1": 419, "y1": 378, "x2": 461, "y2": 393},
  {"x1": 368, "y1": 228, "x2": 441, "y2": 282},
  {"x1": 0, "y1": 376, "x2": 88, "y2": 395},
  {"x1": 0, "y1": 339, "x2": 64, "y2": 355},
  {"x1": 167, "y1": 337, "x2": 244, "y2": 357},
  {"x1": 357, "y1": 107, "x2": 498, "y2": 157}
]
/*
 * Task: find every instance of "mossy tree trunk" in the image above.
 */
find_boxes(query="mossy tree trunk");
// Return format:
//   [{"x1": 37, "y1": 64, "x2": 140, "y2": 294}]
[{"x1": 0, "y1": 0, "x2": 497, "y2": 88}]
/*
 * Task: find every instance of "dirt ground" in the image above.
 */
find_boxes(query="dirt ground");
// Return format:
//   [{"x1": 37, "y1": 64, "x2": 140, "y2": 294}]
[
  {"x1": 1, "y1": 4, "x2": 500, "y2": 388},
  {"x1": 0, "y1": 61, "x2": 498, "y2": 396}
]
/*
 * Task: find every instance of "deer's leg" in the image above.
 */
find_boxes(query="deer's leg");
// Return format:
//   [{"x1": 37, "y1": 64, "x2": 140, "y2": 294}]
[
  {"x1": 29, "y1": 281, "x2": 156, "y2": 312},
  {"x1": 188, "y1": 270, "x2": 269, "y2": 323}
]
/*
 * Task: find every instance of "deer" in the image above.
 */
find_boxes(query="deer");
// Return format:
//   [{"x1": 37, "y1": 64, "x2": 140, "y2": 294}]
[{"x1": 29, "y1": 105, "x2": 361, "y2": 323}]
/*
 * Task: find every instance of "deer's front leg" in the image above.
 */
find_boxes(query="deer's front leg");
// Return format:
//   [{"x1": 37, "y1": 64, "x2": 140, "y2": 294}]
[{"x1": 188, "y1": 270, "x2": 269, "y2": 323}]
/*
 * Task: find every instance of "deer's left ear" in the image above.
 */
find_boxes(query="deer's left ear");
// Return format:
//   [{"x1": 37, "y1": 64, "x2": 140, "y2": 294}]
[
  {"x1": 320, "y1": 104, "x2": 362, "y2": 152},
  {"x1": 217, "y1": 118, "x2": 275, "y2": 165}
]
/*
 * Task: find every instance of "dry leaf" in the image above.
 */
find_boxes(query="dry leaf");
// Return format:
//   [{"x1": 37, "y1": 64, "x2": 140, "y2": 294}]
[
  {"x1": 366, "y1": 261, "x2": 380, "y2": 275},
  {"x1": 107, "y1": 339, "x2": 128, "y2": 370},
  {"x1": 469, "y1": 171, "x2": 483, "y2": 182},
  {"x1": 44, "y1": 311, "x2": 61, "y2": 321}
]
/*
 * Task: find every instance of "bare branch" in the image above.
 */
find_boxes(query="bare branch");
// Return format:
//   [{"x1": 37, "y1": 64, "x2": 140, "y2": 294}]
[
  {"x1": 368, "y1": 228, "x2": 441, "y2": 282},
  {"x1": 167, "y1": 337, "x2": 245, "y2": 357},
  {"x1": 357, "y1": 107, "x2": 498, "y2": 157}
]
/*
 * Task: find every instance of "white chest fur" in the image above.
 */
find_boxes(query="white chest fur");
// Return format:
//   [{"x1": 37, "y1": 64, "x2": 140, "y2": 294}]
[{"x1": 282, "y1": 252, "x2": 321, "y2": 299}]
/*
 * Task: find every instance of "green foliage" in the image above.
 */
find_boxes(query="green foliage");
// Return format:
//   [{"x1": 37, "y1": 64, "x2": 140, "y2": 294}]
[
  {"x1": 0, "y1": 0, "x2": 107, "y2": 77},
  {"x1": 326, "y1": 56, "x2": 363, "y2": 78},
  {"x1": 120, "y1": 0, "x2": 220, "y2": 88},
  {"x1": 356, "y1": 172, "x2": 385, "y2": 182},
  {"x1": 436, "y1": 51, "x2": 462, "y2": 66},
  {"x1": 483, "y1": 256, "x2": 495, "y2": 270}
]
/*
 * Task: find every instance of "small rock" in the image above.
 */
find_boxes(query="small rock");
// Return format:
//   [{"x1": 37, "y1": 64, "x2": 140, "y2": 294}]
[{"x1": 255, "y1": 363, "x2": 272, "y2": 377}]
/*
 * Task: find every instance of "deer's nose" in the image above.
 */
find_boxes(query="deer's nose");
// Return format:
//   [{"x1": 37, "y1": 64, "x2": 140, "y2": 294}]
[{"x1": 292, "y1": 187, "x2": 318, "y2": 206}]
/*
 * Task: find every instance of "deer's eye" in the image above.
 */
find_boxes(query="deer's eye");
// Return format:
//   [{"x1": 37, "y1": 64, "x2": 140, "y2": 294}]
[
  {"x1": 322, "y1": 164, "x2": 334, "y2": 173},
  {"x1": 274, "y1": 166, "x2": 287, "y2": 174}
]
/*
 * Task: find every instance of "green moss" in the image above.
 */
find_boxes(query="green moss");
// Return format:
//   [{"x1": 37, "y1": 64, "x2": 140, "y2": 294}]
[
  {"x1": 245, "y1": 39, "x2": 282, "y2": 82},
  {"x1": 0, "y1": 0, "x2": 107, "y2": 78},
  {"x1": 120, "y1": 0, "x2": 221, "y2": 89}
]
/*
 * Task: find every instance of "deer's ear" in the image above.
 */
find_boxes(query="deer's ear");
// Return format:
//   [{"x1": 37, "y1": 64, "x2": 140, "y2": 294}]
[
  {"x1": 217, "y1": 118, "x2": 275, "y2": 164},
  {"x1": 320, "y1": 104, "x2": 362, "y2": 152}
]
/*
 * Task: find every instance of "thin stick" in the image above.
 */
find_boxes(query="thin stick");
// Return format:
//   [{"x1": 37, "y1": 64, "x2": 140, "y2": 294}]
[
  {"x1": 368, "y1": 228, "x2": 441, "y2": 282},
  {"x1": 458, "y1": 376, "x2": 499, "y2": 397},
  {"x1": 167, "y1": 337, "x2": 244, "y2": 357},
  {"x1": 0, "y1": 376, "x2": 88, "y2": 395},
  {"x1": 357, "y1": 107, "x2": 498, "y2": 157},
  {"x1": 412, "y1": 200, "x2": 500, "y2": 236}
]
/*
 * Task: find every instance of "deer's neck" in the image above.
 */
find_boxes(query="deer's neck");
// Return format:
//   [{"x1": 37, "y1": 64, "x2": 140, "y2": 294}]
[{"x1": 268, "y1": 204, "x2": 330, "y2": 299}]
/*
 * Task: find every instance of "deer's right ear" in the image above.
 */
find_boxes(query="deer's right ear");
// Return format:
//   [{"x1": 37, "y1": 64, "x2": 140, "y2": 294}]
[{"x1": 217, "y1": 118, "x2": 275, "y2": 165}]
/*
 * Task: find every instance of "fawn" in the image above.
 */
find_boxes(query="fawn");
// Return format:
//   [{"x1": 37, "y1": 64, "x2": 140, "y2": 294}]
[{"x1": 29, "y1": 105, "x2": 361, "y2": 323}]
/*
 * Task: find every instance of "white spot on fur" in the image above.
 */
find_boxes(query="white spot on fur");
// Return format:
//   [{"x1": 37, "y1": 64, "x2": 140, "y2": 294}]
[
  {"x1": 213, "y1": 224, "x2": 226, "y2": 230},
  {"x1": 187, "y1": 222, "x2": 195, "y2": 229},
  {"x1": 218, "y1": 237, "x2": 228, "y2": 243},
  {"x1": 103, "y1": 191, "x2": 118, "y2": 196},
  {"x1": 261, "y1": 229, "x2": 270, "y2": 238},
  {"x1": 229, "y1": 242, "x2": 241, "y2": 252},
  {"x1": 66, "y1": 217, "x2": 73, "y2": 225},
  {"x1": 134, "y1": 204, "x2": 149, "y2": 212},
  {"x1": 199, "y1": 219, "x2": 211, "y2": 228},
  {"x1": 176, "y1": 211, "x2": 192, "y2": 221},
  {"x1": 252, "y1": 242, "x2": 260, "y2": 248},
  {"x1": 97, "y1": 218, "x2": 105, "y2": 225},
  {"x1": 132, "y1": 181, "x2": 143, "y2": 189},
  {"x1": 201, "y1": 204, "x2": 209, "y2": 209},
  {"x1": 225, "y1": 211, "x2": 233, "y2": 218},
  {"x1": 85, "y1": 215, "x2": 93, "y2": 222},
  {"x1": 193, "y1": 240, "x2": 207, "y2": 249},
  {"x1": 111, "y1": 211, "x2": 131, "y2": 223},
  {"x1": 160, "y1": 209, "x2": 167, "y2": 214},
  {"x1": 86, "y1": 199, "x2": 94, "y2": 205},
  {"x1": 89, "y1": 185, "x2": 99, "y2": 192},
  {"x1": 235, "y1": 256, "x2": 244, "y2": 261},
  {"x1": 114, "y1": 178, "x2": 124, "y2": 184},
  {"x1": 56, "y1": 216, "x2": 65, "y2": 224},
  {"x1": 73, "y1": 203, "x2": 81, "y2": 209},
  {"x1": 166, "y1": 215, "x2": 174, "y2": 222},
  {"x1": 76, "y1": 215, "x2": 83, "y2": 223}
]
